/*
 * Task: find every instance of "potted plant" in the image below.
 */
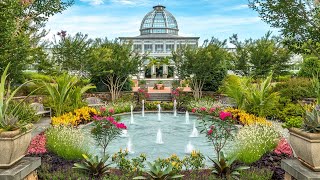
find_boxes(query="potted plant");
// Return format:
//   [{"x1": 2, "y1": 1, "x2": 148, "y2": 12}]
[
  {"x1": 0, "y1": 64, "x2": 34, "y2": 168},
  {"x1": 289, "y1": 107, "x2": 320, "y2": 171},
  {"x1": 156, "y1": 80, "x2": 164, "y2": 90},
  {"x1": 138, "y1": 80, "x2": 146, "y2": 89}
]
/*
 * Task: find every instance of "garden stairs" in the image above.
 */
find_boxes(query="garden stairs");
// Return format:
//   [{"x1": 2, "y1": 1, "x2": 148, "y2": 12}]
[{"x1": 147, "y1": 87, "x2": 172, "y2": 102}]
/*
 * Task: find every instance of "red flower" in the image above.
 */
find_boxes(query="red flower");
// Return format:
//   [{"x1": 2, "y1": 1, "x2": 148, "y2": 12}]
[
  {"x1": 200, "y1": 107, "x2": 207, "y2": 111},
  {"x1": 209, "y1": 107, "x2": 216, "y2": 113},
  {"x1": 219, "y1": 111, "x2": 232, "y2": 121},
  {"x1": 109, "y1": 108, "x2": 115, "y2": 114},
  {"x1": 100, "y1": 106, "x2": 106, "y2": 112},
  {"x1": 93, "y1": 115, "x2": 103, "y2": 121},
  {"x1": 106, "y1": 116, "x2": 115, "y2": 122},
  {"x1": 207, "y1": 129, "x2": 213, "y2": 135},
  {"x1": 192, "y1": 108, "x2": 197, "y2": 113}
]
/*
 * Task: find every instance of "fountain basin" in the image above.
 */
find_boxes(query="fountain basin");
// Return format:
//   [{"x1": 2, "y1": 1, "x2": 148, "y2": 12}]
[{"x1": 84, "y1": 113, "x2": 219, "y2": 162}]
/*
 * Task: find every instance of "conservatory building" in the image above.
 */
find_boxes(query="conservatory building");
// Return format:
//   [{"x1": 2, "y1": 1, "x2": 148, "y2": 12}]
[{"x1": 119, "y1": 5, "x2": 199, "y2": 80}]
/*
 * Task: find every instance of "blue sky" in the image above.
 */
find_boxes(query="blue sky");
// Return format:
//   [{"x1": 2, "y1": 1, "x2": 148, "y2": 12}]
[{"x1": 45, "y1": 0, "x2": 278, "y2": 46}]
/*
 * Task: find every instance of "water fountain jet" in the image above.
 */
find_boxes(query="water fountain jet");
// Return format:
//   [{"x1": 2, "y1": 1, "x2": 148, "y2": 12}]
[
  {"x1": 189, "y1": 121, "x2": 199, "y2": 137},
  {"x1": 185, "y1": 141, "x2": 194, "y2": 154},
  {"x1": 157, "y1": 104, "x2": 161, "y2": 121},
  {"x1": 142, "y1": 100, "x2": 145, "y2": 117},
  {"x1": 127, "y1": 138, "x2": 134, "y2": 154},
  {"x1": 185, "y1": 111, "x2": 190, "y2": 124},
  {"x1": 130, "y1": 105, "x2": 134, "y2": 124},
  {"x1": 121, "y1": 129, "x2": 129, "y2": 137},
  {"x1": 173, "y1": 99, "x2": 177, "y2": 117},
  {"x1": 156, "y1": 128, "x2": 164, "y2": 144}
]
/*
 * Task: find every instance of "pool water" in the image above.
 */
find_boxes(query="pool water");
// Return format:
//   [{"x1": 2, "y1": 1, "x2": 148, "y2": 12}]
[{"x1": 85, "y1": 112, "x2": 218, "y2": 162}]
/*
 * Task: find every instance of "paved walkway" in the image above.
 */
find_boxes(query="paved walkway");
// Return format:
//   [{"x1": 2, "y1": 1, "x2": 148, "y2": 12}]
[{"x1": 31, "y1": 117, "x2": 51, "y2": 137}]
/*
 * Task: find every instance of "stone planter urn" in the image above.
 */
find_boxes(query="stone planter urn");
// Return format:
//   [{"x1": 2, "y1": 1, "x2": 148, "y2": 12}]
[
  {"x1": 289, "y1": 128, "x2": 320, "y2": 171},
  {"x1": 156, "y1": 84, "x2": 164, "y2": 90},
  {"x1": 0, "y1": 128, "x2": 32, "y2": 168}
]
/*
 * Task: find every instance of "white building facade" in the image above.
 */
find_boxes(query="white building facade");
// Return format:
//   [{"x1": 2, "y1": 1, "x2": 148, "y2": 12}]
[{"x1": 119, "y1": 5, "x2": 199, "y2": 80}]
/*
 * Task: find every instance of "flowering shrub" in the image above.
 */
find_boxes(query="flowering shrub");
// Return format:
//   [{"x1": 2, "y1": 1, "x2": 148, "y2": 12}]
[
  {"x1": 27, "y1": 133, "x2": 47, "y2": 154},
  {"x1": 204, "y1": 112, "x2": 236, "y2": 159},
  {"x1": 106, "y1": 102, "x2": 135, "y2": 114},
  {"x1": 225, "y1": 108, "x2": 271, "y2": 126},
  {"x1": 274, "y1": 138, "x2": 293, "y2": 157},
  {"x1": 137, "y1": 88, "x2": 150, "y2": 101},
  {"x1": 187, "y1": 98, "x2": 222, "y2": 112},
  {"x1": 182, "y1": 150, "x2": 205, "y2": 170},
  {"x1": 91, "y1": 114, "x2": 127, "y2": 156},
  {"x1": 155, "y1": 154, "x2": 183, "y2": 174},
  {"x1": 191, "y1": 106, "x2": 221, "y2": 116},
  {"x1": 232, "y1": 124, "x2": 280, "y2": 164},
  {"x1": 112, "y1": 149, "x2": 146, "y2": 175},
  {"x1": 145, "y1": 101, "x2": 173, "y2": 111},
  {"x1": 46, "y1": 126, "x2": 89, "y2": 160},
  {"x1": 52, "y1": 107, "x2": 98, "y2": 126}
]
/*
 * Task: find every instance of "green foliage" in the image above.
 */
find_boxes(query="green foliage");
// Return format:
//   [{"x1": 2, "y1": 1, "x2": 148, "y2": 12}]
[
  {"x1": 133, "y1": 161, "x2": 184, "y2": 180},
  {"x1": 8, "y1": 101, "x2": 40, "y2": 124},
  {"x1": 245, "y1": 74, "x2": 280, "y2": 117},
  {"x1": 173, "y1": 37, "x2": 229, "y2": 99},
  {"x1": 232, "y1": 124, "x2": 280, "y2": 164},
  {"x1": 0, "y1": 0, "x2": 73, "y2": 83},
  {"x1": 73, "y1": 154, "x2": 111, "y2": 178},
  {"x1": 273, "y1": 78, "x2": 315, "y2": 102},
  {"x1": 182, "y1": 151, "x2": 206, "y2": 170},
  {"x1": 52, "y1": 32, "x2": 92, "y2": 76},
  {"x1": 221, "y1": 75, "x2": 249, "y2": 109},
  {"x1": 283, "y1": 116, "x2": 303, "y2": 129},
  {"x1": 106, "y1": 101, "x2": 136, "y2": 114},
  {"x1": 249, "y1": 0, "x2": 320, "y2": 58},
  {"x1": 46, "y1": 126, "x2": 89, "y2": 160},
  {"x1": 223, "y1": 74, "x2": 280, "y2": 117},
  {"x1": 304, "y1": 107, "x2": 320, "y2": 133},
  {"x1": 145, "y1": 102, "x2": 173, "y2": 111},
  {"x1": 271, "y1": 102, "x2": 305, "y2": 122},
  {"x1": 0, "y1": 64, "x2": 39, "y2": 130},
  {"x1": 239, "y1": 168, "x2": 273, "y2": 180},
  {"x1": 299, "y1": 56, "x2": 320, "y2": 78},
  {"x1": 87, "y1": 39, "x2": 144, "y2": 101},
  {"x1": 186, "y1": 97, "x2": 218, "y2": 111},
  {"x1": 209, "y1": 152, "x2": 249, "y2": 179},
  {"x1": 229, "y1": 32, "x2": 291, "y2": 78},
  {"x1": 42, "y1": 74, "x2": 95, "y2": 116},
  {"x1": 111, "y1": 149, "x2": 146, "y2": 175}
]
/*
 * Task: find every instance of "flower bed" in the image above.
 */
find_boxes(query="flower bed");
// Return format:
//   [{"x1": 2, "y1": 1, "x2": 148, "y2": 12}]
[{"x1": 52, "y1": 107, "x2": 98, "y2": 126}]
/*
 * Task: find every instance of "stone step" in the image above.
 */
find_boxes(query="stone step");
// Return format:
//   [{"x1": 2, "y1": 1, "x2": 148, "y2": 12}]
[{"x1": 147, "y1": 93, "x2": 172, "y2": 101}]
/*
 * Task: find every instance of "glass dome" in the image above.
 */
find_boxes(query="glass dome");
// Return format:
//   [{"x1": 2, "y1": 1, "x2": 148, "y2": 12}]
[{"x1": 140, "y1": 5, "x2": 179, "y2": 35}]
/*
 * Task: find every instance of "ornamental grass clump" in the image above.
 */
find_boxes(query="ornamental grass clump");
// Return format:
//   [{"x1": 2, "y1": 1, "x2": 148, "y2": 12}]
[
  {"x1": 46, "y1": 126, "x2": 89, "y2": 160},
  {"x1": 232, "y1": 124, "x2": 280, "y2": 164}
]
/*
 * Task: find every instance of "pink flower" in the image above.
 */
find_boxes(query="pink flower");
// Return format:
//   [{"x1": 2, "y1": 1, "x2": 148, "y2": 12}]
[
  {"x1": 274, "y1": 138, "x2": 293, "y2": 157},
  {"x1": 109, "y1": 108, "x2": 115, "y2": 114},
  {"x1": 27, "y1": 133, "x2": 47, "y2": 154},
  {"x1": 116, "y1": 123, "x2": 127, "y2": 129},
  {"x1": 192, "y1": 108, "x2": 197, "y2": 113},
  {"x1": 100, "y1": 106, "x2": 106, "y2": 112},
  {"x1": 93, "y1": 115, "x2": 103, "y2": 121},
  {"x1": 207, "y1": 129, "x2": 213, "y2": 135},
  {"x1": 200, "y1": 107, "x2": 207, "y2": 111},
  {"x1": 106, "y1": 116, "x2": 115, "y2": 122},
  {"x1": 209, "y1": 107, "x2": 216, "y2": 113},
  {"x1": 219, "y1": 111, "x2": 232, "y2": 121}
]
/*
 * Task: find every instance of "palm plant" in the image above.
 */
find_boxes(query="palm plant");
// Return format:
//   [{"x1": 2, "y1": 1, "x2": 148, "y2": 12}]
[
  {"x1": 244, "y1": 73, "x2": 279, "y2": 117},
  {"x1": 73, "y1": 154, "x2": 111, "y2": 178},
  {"x1": 133, "y1": 161, "x2": 184, "y2": 180},
  {"x1": 42, "y1": 74, "x2": 95, "y2": 116},
  {"x1": 209, "y1": 152, "x2": 249, "y2": 180},
  {"x1": 222, "y1": 75, "x2": 250, "y2": 109}
]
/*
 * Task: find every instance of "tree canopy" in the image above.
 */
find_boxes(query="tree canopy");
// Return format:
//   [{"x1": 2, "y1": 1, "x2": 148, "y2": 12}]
[{"x1": 249, "y1": 0, "x2": 320, "y2": 59}]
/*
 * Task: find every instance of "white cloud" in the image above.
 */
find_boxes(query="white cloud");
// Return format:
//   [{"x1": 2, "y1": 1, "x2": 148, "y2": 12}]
[
  {"x1": 110, "y1": 0, "x2": 150, "y2": 6},
  {"x1": 228, "y1": 4, "x2": 248, "y2": 10},
  {"x1": 80, "y1": 0, "x2": 104, "y2": 6}
]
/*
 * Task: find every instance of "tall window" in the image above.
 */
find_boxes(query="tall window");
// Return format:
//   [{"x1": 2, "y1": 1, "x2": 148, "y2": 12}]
[
  {"x1": 166, "y1": 44, "x2": 174, "y2": 52},
  {"x1": 155, "y1": 44, "x2": 164, "y2": 52},
  {"x1": 133, "y1": 44, "x2": 142, "y2": 52},
  {"x1": 144, "y1": 44, "x2": 153, "y2": 52}
]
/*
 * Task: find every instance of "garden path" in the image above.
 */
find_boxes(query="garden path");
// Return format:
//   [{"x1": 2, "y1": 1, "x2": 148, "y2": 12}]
[{"x1": 31, "y1": 117, "x2": 51, "y2": 137}]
